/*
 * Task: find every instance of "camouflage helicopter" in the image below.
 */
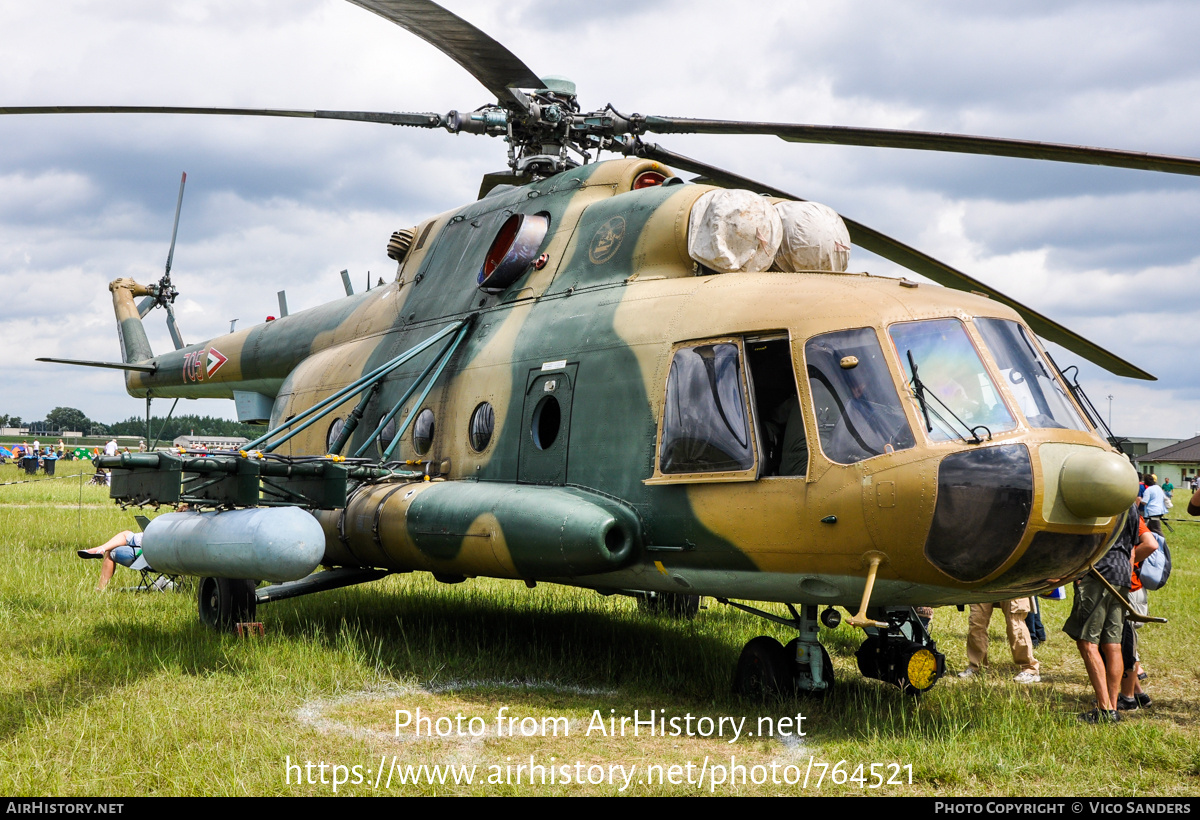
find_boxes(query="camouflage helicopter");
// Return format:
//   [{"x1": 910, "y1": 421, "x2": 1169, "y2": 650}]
[{"x1": 15, "y1": 0, "x2": 1193, "y2": 696}]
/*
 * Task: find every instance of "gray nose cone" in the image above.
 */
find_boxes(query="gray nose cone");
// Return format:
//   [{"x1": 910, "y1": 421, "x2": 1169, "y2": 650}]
[{"x1": 1059, "y1": 449, "x2": 1138, "y2": 518}]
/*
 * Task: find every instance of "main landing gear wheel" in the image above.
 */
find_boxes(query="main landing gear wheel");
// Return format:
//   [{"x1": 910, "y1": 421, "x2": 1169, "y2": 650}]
[
  {"x1": 723, "y1": 602, "x2": 835, "y2": 697},
  {"x1": 198, "y1": 576, "x2": 257, "y2": 631},
  {"x1": 733, "y1": 636, "x2": 790, "y2": 699}
]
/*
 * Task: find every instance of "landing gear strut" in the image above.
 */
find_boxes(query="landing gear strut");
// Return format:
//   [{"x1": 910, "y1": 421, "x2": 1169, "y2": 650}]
[
  {"x1": 726, "y1": 602, "x2": 834, "y2": 698},
  {"x1": 855, "y1": 607, "x2": 944, "y2": 693}
]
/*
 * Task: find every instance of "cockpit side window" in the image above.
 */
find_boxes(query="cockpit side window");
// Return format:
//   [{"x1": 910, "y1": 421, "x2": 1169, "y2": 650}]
[
  {"x1": 975, "y1": 318, "x2": 1089, "y2": 431},
  {"x1": 805, "y1": 328, "x2": 915, "y2": 464},
  {"x1": 659, "y1": 342, "x2": 755, "y2": 474}
]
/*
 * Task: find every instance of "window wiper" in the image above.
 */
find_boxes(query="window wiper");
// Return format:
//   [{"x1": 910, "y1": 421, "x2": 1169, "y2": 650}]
[
  {"x1": 907, "y1": 350, "x2": 933, "y2": 434},
  {"x1": 1047, "y1": 354, "x2": 1121, "y2": 450},
  {"x1": 906, "y1": 350, "x2": 989, "y2": 445}
]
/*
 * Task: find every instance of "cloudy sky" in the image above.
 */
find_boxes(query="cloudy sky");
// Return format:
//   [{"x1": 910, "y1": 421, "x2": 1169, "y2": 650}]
[{"x1": 2, "y1": 0, "x2": 1198, "y2": 438}]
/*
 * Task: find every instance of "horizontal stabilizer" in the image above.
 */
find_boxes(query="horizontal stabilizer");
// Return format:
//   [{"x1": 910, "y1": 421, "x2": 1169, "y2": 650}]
[{"x1": 36, "y1": 356, "x2": 157, "y2": 373}]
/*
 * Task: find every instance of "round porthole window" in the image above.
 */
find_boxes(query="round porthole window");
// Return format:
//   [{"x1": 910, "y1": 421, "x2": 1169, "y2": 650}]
[
  {"x1": 412, "y1": 408, "x2": 435, "y2": 455},
  {"x1": 469, "y1": 402, "x2": 495, "y2": 452},
  {"x1": 531, "y1": 396, "x2": 560, "y2": 450},
  {"x1": 326, "y1": 417, "x2": 344, "y2": 452},
  {"x1": 377, "y1": 417, "x2": 397, "y2": 453}
]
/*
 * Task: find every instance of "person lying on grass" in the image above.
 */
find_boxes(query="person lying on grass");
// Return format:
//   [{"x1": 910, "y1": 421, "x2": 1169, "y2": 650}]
[
  {"x1": 77, "y1": 530, "x2": 144, "y2": 592},
  {"x1": 77, "y1": 505, "x2": 188, "y2": 591}
]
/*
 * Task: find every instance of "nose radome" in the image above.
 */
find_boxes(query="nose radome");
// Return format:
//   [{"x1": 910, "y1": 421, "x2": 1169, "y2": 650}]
[{"x1": 1058, "y1": 449, "x2": 1139, "y2": 518}]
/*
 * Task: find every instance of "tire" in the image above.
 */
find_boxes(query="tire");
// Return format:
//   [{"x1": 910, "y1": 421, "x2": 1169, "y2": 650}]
[
  {"x1": 786, "y1": 638, "x2": 835, "y2": 696},
  {"x1": 198, "y1": 576, "x2": 257, "y2": 631},
  {"x1": 733, "y1": 636, "x2": 789, "y2": 699}
]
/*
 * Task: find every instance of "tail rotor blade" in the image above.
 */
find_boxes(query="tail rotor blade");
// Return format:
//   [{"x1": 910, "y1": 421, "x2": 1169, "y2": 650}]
[{"x1": 136, "y1": 296, "x2": 156, "y2": 318}]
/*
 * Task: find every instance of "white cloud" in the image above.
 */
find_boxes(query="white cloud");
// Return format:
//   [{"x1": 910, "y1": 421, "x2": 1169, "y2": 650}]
[{"x1": 1, "y1": 0, "x2": 1197, "y2": 436}]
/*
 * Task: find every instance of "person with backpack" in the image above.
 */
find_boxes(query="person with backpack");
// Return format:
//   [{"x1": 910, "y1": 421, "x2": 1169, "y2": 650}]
[
  {"x1": 1117, "y1": 531, "x2": 1160, "y2": 711},
  {"x1": 1063, "y1": 504, "x2": 1157, "y2": 723}
]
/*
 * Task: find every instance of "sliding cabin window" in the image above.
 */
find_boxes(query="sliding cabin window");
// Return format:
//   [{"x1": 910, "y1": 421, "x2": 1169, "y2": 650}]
[{"x1": 655, "y1": 340, "x2": 757, "y2": 480}]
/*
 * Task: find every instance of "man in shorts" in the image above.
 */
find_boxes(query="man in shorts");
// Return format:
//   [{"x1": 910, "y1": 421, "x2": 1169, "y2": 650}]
[
  {"x1": 77, "y1": 530, "x2": 145, "y2": 591},
  {"x1": 1063, "y1": 504, "x2": 1157, "y2": 723},
  {"x1": 1118, "y1": 534, "x2": 1157, "y2": 711}
]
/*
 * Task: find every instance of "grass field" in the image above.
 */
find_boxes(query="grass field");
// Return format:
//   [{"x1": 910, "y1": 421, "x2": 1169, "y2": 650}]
[{"x1": 1, "y1": 459, "x2": 1197, "y2": 796}]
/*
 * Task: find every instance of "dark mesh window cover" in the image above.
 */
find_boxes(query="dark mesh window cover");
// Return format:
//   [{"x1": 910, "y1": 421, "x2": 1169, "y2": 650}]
[
  {"x1": 924, "y1": 444, "x2": 1032, "y2": 582},
  {"x1": 980, "y1": 530, "x2": 1108, "y2": 592},
  {"x1": 659, "y1": 343, "x2": 753, "y2": 474}
]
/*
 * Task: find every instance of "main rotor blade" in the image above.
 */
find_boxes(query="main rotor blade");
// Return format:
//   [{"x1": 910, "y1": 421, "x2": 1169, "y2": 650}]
[
  {"x1": 164, "y1": 172, "x2": 187, "y2": 280},
  {"x1": 640, "y1": 117, "x2": 1200, "y2": 178},
  {"x1": 0, "y1": 106, "x2": 443, "y2": 128},
  {"x1": 345, "y1": 0, "x2": 541, "y2": 107},
  {"x1": 634, "y1": 142, "x2": 1154, "y2": 381},
  {"x1": 165, "y1": 303, "x2": 185, "y2": 351}
]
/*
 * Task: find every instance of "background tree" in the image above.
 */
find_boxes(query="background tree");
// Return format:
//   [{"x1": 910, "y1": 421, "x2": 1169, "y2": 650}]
[
  {"x1": 108, "y1": 414, "x2": 262, "y2": 441},
  {"x1": 45, "y1": 407, "x2": 93, "y2": 433}
]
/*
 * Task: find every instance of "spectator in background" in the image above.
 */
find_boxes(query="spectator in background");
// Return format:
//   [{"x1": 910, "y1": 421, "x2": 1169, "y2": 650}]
[
  {"x1": 77, "y1": 505, "x2": 188, "y2": 590},
  {"x1": 77, "y1": 530, "x2": 144, "y2": 592},
  {"x1": 959, "y1": 598, "x2": 1042, "y2": 683},
  {"x1": 1139, "y1": 474, "x2": 1167, "y2": 536}
]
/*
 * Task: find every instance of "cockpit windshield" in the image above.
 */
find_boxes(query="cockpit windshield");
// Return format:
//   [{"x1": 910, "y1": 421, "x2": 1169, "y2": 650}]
[
  {"x1": 975, "y1": 318, "x2": 1089, "y2": 431},
  {"x1": 889, "y1": 319, "x2": 1016, "y2": 442}
]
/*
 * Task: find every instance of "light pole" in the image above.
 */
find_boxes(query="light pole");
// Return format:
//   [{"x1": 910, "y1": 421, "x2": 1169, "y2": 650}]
[{"x1": 1107, "y1": 395, "x2": 1113, "y2": 430}]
